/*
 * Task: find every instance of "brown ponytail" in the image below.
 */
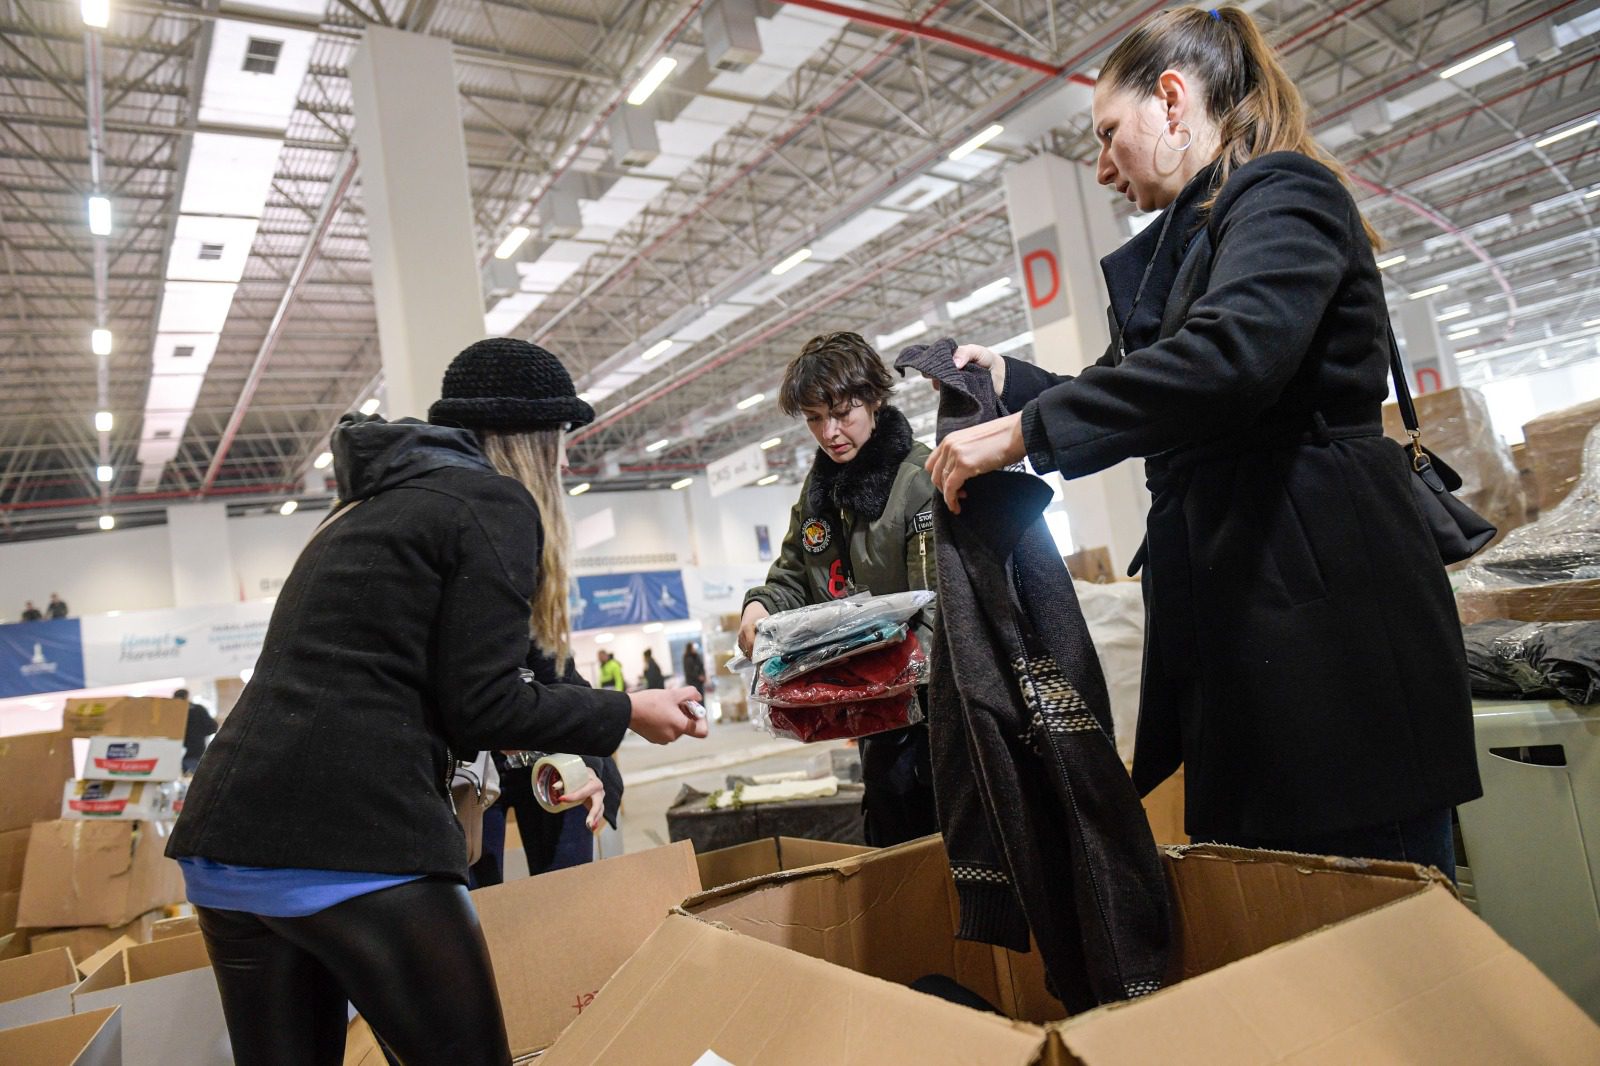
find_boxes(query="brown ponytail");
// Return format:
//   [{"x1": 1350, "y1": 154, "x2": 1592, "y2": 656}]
[{"x1": 1101, "y1": 6, "x2": 1381, "y2": 248}]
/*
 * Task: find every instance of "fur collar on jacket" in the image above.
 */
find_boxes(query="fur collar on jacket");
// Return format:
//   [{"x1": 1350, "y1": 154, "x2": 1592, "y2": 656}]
[{"x1": 806, "y1": 405, "x2": 913, "y2": 522}]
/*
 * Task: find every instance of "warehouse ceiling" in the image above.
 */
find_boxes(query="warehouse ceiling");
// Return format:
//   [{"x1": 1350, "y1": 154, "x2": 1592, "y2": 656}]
[{"x1": 1, "y1": 0, "x2": 1598, "y2": 540}]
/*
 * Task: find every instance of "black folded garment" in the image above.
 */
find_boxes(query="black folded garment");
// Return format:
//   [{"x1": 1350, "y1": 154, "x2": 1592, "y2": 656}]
[
  {"x1": 908, "y1": 974, "x2": 1003, "y2": 1015},
  {"x1": 1463, "y1": 620, "x2": 1600, "y2": 704}
]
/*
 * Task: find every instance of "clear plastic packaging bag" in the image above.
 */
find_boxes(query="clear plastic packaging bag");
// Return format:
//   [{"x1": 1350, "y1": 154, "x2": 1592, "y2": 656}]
[
  {"x1": 750, "y1": 591, "x2": 935, "y2": 663},
  {"x1": 752, "y1": 691, "x2": 923, "y2": 743},
  {"x1": 754, "y1": 635, "x2": 926, "y2": 707}
]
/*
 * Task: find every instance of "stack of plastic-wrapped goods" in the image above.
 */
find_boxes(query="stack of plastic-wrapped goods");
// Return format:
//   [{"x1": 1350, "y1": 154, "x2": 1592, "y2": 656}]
[{"x1": 742, "y1": 591, "x2": 935, "y2": 742}]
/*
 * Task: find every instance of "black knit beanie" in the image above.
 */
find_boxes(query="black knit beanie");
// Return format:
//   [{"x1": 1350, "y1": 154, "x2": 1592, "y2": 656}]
[{"x1": 428, "y1": 338, "x2": 595, "y2": 431}]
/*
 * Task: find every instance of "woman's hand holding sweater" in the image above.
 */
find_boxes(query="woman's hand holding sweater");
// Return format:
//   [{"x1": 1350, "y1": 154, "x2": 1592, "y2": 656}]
[{"x1": 629, "y1": 686, "x2": 711, "y2": 744}]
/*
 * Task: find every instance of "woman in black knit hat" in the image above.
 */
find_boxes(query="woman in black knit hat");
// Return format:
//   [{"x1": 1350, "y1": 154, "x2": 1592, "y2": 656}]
[{"x1": 168, "y1": 338, "x2": 708, "y2": 1066}]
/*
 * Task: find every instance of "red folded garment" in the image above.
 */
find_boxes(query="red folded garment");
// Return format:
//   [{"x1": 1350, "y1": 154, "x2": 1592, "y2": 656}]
[
  {"x1": 755, "y1": 635, "x2": 925, "y2": 707},
  {"x1": 764, "y1": 693, "x2": 921, "y2": 743}
]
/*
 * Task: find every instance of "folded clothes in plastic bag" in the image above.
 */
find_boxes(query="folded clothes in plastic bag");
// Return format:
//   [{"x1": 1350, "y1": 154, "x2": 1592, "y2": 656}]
[
  {"x1": 1463, "y1": 619, "x2": 1600, "y2": 704},
  {"x1": 756, "y1": 692, "x2": 922, "y2": 743},
  {"x1": 755, "y1": 636, "x2": 926, "y2": 706},
  {"x1": 750, "y1": 590, "x2": 934, "y2": 663},
  {"x1": 759, "y1": 621, "x2": 908, "y2": 684}
]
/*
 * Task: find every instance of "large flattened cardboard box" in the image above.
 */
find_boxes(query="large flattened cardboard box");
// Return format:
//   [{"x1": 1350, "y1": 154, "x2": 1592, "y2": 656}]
[
  {"x1": 0, "y1": 947, "x2": 78, "y2": 1031},
  {"x1": 0, "y1": 731, "x2": 76, "y2": 834},
  {"x1": 17, "y1": 821, "x2": 184, "y2": 929},
  {"x1": 469, "y1": 839, "x2": 702, "y2": 1058},
  {"x1": 0, "y1": 1005, "x2": 121, "y2": 1066},
  {"x1": 696, "y1": 836, "x2": 872, "y2": 891},
  {"x1": 542, "y1": 837, "x2": 1600, "y2": 1064},
  {"x1": 72, "y1": 933, "x2": 228, "y2": 1065}
]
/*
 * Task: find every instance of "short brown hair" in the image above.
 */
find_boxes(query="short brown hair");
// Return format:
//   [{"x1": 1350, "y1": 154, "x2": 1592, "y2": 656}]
[{"x1": 778, "y1": 332, "x2": 895, "y2": 417}]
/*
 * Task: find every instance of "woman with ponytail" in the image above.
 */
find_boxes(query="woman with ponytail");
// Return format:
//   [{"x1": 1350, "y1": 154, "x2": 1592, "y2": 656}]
[
  {"x1": 926, "y1": 7, "x2": 1479, "y2": 873},
  {"x1": 169, "y1": 338, "x2": 708, "y2": 1065}
]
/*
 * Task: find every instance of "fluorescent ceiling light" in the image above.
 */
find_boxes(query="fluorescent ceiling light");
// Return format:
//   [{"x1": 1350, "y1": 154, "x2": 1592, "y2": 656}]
[
  {"x1": 1586, "y1": 188, "x2": 1600, "y2": 199},
  {"x1": 770, "y1": 248, "x2": 812, "y2": 276},
  {"x1": 756, "y1": 474, "x2": 780, "y2": 486},
  {"x1": 1455, "y1": 348, "x2": 1478, "y2": 358},
  {"x1": 737, "y1": 393, "x2": 765, "y2": 410},
  {"x1": 1534, "y1": 120, "x2": 1597, "y2": 149},
  {"x1": 1376, "y1": 254, "x2": 1407, "y2": 270},
  {"x1": 991, "y1": 331, "x2": 1034, "y2": 355},
  {"x1": 494, "y1": 226, "x2": 531, "y2": 260},
  {"x1": 90, "y1": 328, "x2": 113, "y2": 355},
  {"x1": 949, "y1": 123, "x2": 1004, "y2": 161},
  {"x1": 98, "y1": 514, "x2": 115, "y2": 531},
  {"x1": 876, "y1": 320, "x2": 927, "y2": 350},
  {"x1": 1436, "y1": 306, "x2": 1471, "y2": 322},
  {"x1": 280, "y1": 500, "x2": 298, "y2": 516},
  {"x1": 595, "y1": 632, "x2": 615, "y2": 644},
  {"x1": 670, "y1": 477, "x2": 693, "y2": 490},
  {"x1": 96, "y1": 465, "x2": 113, "y2": 483},
  {"x1": 1439, "y1": 40, "x2": 1514, "y2": 80},
  {"x1": 568, "y1": 482, "x2": 591, "y2": 496},
  {"x1": 642, "y1": 622, "x2": 664, "y2": 633},
  {"x1": 577, "y1": 391, "x2": 595, "y2": 403},
  {"x1": 359, "y1": 398, "x2": 381, "y2": 415},
  {"x1": 947, "y1": 277, "x2": 1014, "y2": 318},
  {"x1": 759, "y1": 437, "x2": 783, "y2": 450},
  {"x1": 627, "y1": 55, "x2": 677, "y2": 106},
  {"x1": 81, "y1": 0, "x2": 108, "y2": 29},
  {"x1": 87, "y1": 195, "x2": 112, "y2": 236},
  {"x1": 646, "y1": 439, "x2": 670, "y2": 453},
  {"x1": 1447, "y1": 327, "x2": 1480, "y2": 340},
  {"x1": 313, "y1": 451, "x2": 333, "y2": 470},
  {"x1": 94, "y1": 410, "x2": 113, "y2": 432},
  {"x1": 1585, "y1": 318, "x2": 1600, "y2": 328},
  {"x1": 1409, "y1": 284, "x2": 1449, "y2": 300},
  {"x1": 641, "y1": 338, "x2": 673, "y2": 361}
]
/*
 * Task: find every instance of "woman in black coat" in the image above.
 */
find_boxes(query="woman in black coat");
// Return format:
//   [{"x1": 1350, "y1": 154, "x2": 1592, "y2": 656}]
[
  {"x1": 926, "y1": 6, "x2": 1480, "y2": 875},
  {"x1": 168, "y1": 339, "x2": 707, "y2": 1066}
]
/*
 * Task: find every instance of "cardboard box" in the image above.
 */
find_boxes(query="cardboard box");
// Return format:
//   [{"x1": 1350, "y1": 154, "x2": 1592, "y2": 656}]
[
  {"x1": 148, "y1": 916, "x2": 197, "y2": 942},
  {"x1": 0, "y1": 948, "x2": 78, "y2": 1031},
  {"x1": 542, "y1": 837, "x2": 1600, "y2": 1064},
  {"x1": 0, "y1": 891, "x2": 19, "y2": 937},
  {"x1": 471, "y1": 840, "x2": 701, "y2": 1058},
  {"x1": 0, "y1": 1005, "x2": 121, "y2": 1066},
  {"x1": 73, "y1": 740, "x2": 185, "y2": 785},
  {"x1": 696, "y1": 836, "x2": 873, "y2": 890},
  {"x1": 60, "y1": 783, "x2": 170, "y2": 822},
  {"x1": 1064, "y1": 546, "x2": 1116, "y2": 584},
  {"x1": 60, "y1": 699, "x2": 187, "y2": 742},
  {"x1": 1138, "y1": 766, "x2": 1187, "y2": 845},
  {"x1": 0, "y1": 732, "x2": 76, "y2": 833},
  {"x1": 1522, "y1": 395, "x2": 1600, "y2": 511},
  {"x1": 1456, "y1": 577, "x2": 1600, "y2": 625},
  {"x1": 27, "y1": 913, "x2": 162, "y2": 965},
  {"x1": 73, "y1": 934, "x2": 229, "y2": 1064},
  {"x1": 343, "y1": 1017, "x2": 387, "y2": 1066},
  {"x1": 0, "y1": 828, "x2": 28, "y2": 892},
  {"x1": 17, "y1": 822, "x2": 184, "y2": 929}
]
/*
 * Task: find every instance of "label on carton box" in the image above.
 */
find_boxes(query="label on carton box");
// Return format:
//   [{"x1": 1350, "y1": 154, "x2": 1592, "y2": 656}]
[
  {"x1": 62, "y1": 781, "x2": 174, "y2": 821},
  {"x1": 75, "y1": 736, "x2": 184, "y2": 782}
]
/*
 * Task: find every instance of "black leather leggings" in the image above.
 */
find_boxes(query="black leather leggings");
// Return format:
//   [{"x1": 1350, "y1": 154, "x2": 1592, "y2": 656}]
[{"x1": 197, "y1": 877, "x2": 510, "y2": 1066}]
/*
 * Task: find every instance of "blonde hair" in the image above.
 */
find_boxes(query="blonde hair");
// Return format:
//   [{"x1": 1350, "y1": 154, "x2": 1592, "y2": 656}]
[
  {"x1": 478, "y1": 429, "x2": 572, "y2": 663},
  {"x1": 1101, "y1": 5, "x2": 1381, "y2": 248}
]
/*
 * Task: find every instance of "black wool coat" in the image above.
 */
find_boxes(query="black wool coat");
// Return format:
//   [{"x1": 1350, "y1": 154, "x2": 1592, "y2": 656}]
[
  {"x1": 169, "y1": 418, "x2": 631, "y2": 881},
  {"x1": 1008, "y1": 152, "x2": 1481, "y2": 842}
]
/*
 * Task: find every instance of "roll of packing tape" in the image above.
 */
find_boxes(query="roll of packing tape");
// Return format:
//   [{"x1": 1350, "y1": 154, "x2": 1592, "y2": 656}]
[{"x1": 532, "y1": 753, "x2": 589, "y2": 813}]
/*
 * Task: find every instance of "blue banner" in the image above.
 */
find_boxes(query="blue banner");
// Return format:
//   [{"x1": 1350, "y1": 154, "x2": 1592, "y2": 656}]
[
  {"x1": 571, "y1": 571, "x2": 690, "y2": 632},
  {"x1": 0, "y1": 618, "x2": 86, "y2": 697}
]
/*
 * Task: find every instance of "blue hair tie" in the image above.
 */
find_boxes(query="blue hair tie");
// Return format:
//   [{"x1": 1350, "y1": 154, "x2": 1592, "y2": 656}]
[{"x1": 1209, "y1": 7, "x2": 1221, "y2": 18}]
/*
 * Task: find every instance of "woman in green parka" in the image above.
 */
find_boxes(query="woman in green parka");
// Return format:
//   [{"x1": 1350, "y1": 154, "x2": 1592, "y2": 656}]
[{"x1": 740, "y1": 331, "x2": 939, "y2": 845}]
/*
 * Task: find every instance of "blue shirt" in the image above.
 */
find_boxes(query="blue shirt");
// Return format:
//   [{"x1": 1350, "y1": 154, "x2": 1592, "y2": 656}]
[{"x1": 179, "y1": 857, "x2": 423, "y2": 918}]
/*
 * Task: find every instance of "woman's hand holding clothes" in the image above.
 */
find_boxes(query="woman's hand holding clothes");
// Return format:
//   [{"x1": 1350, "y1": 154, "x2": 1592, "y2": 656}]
[
  {"x1": 737, "y1": 601, "x2": 770, "y2": 658},
  {"x1": 925, "y1": 412, "x2": 1027, "y2": 513},
  {"x1": 926, "y1": 343, "x2": 1006, "y2": 396},
  {"x1": 628, "y1": 686, "x2": 710, "y2": 744}
]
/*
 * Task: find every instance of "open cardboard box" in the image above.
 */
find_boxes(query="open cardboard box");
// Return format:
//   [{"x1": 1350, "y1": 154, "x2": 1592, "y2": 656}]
[
  {"x1": 0, "y1": 732, "x2": 76, "y2": 834},
  {"x1": 542, "y1": 836, "x2": 1600, "y2": 1064},
  {"x1": 0, "y1": 947, "x2": 78, "y2": 1031},
  {"x1": 695, "y1": 836, "x2": 872, "y2": 891},
  {"x1": 0, "y1": 1005, "x2": 121, "y2": 1066},
  {"x1": 73, "y1": 933, "x2": 229, "y2": 1065},
  {"x1": 17, "y1": 822, "x2": 184, "y2": 930},
  {"x1": 28, "y1": 912, "x2": 164, "y2": 966}
]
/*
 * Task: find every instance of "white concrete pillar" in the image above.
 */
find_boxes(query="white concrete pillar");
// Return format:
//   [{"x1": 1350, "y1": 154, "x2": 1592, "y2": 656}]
[
  {"x1": 1004, "y1": 154, "x2": 1150, "y2": 572},
  {"x1": 347, "y1": 27, "x2": 484, "y2": 420},
  {"x1": 1397, "y1": 297, "x2": 1459, "y2": 395},
  {"x1": 167, "y1": 502, "x2": 235, "y2": 606}
]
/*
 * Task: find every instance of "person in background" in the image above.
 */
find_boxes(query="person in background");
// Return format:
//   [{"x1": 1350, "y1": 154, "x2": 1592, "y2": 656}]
[
  {"x1": 682, "y1": 642, "x2": 707, "y2": 696},
  {"x1": 46, "y1": 593, "x2": 69, "y2": 620},
  {"x1": 740, "y1": 331, "x2": 939, "y2": 846},
  {"x1": 177, "y1": 688, "x2": 218, "y2": 775},
  {"x1": 20, "y1": 601, "x2": 42, "y2": 622},
  {"x1": 167, "y1": 338, "x2": 707, "y2": 1065},
  {"x1": 641, "y1": 649, "x2": 665, "y2": 690},
  {"x1": 596, "y1": 649, "x2": 626, "y2": 692},
  {"x1": 923, "y1": 6, "x2": 1479, "y2": 876}
]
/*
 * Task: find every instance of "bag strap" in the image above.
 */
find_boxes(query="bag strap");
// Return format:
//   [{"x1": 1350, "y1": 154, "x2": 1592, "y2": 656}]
[{"x1": 1384, "y1": 321, "x2": 1429, "y2": 468}]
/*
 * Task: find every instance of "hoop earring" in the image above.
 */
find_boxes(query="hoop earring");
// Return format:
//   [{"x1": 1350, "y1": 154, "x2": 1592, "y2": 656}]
[{"x1": 1162, "y1": 120, "x2": 1193, "y2": 152}]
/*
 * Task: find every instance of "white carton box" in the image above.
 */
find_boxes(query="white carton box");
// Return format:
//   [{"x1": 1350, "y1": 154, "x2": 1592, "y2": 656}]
[
  {"x1": 60, "y1": 782, "x2": 174, "y2": 822},
  {"x1": 73, "y1": 738, "x2": 185, "y2": 784}
]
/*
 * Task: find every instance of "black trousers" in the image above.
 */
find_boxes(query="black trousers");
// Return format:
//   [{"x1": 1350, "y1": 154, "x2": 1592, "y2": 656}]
[
  {"x1": 859, "y1": 717, "x2": 938, "y2": 847},
  {"x1": 197, "y1": 878, "x2": 510, "y2": 1066}
]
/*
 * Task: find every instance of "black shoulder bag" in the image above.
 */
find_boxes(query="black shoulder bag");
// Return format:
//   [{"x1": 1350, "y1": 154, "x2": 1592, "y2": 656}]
[{"x1": 1386, "y1": 322, "x2": 1496, "y2": 563}]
